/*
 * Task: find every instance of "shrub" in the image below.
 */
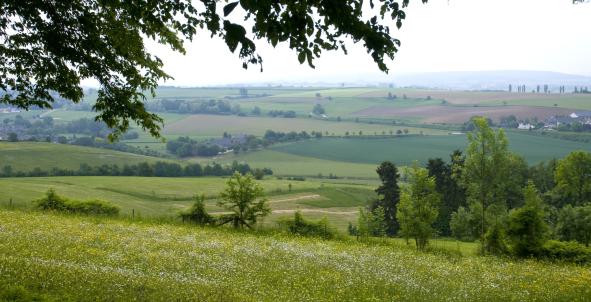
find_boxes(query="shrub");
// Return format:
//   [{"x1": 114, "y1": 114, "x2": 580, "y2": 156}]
[
  {"x1": 67, "y1": 199, "x2": 120, "y2": 216},
  {"x1": 33, "y1": 188, "x2": 68, "y2": 211},
  {"x1": 506, "y1": 183, "x2": 548, "y2": 257},
  {"x1": 556, "y1": 205, "x2": 591, "y2": 246},
  {"x1": 278, "y1": 211, "x2": 336, "y2": 240},
  {"x1": 180, "y1": 195, "x2": 214, "y2": 225},
  {"x1": 357, "y1": 207, "x2": 387, "y2": 240},
  {"x1": 483, "y1": 222, "x2": 509, "y2": 256},
  {"x1": 33, "y1": 189, "x2": 119, "y2": 216},
  {"x1": 0, "y1": 284, "x2": 50, "y2": 302},
  {"x1": 450, "y1": 206, "x2": 474, "y2": 241},
  {"x1": 540, "y1": 240, "x2": 591, "y2": 264}
]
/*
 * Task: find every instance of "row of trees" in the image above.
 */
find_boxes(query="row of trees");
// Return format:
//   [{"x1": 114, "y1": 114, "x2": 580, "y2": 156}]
[
  {"x1": 166, "y1": 137, "x2": 226, "y2": 157},
  {"x1": 509, "y1": 84, "x2": 576, "y2": 94},
  {"x1": 166, "y1": 131, "x2": 323, "y2": 158},
  {"x1": 2, "y1": 116, "x2": 128, "y2": 140},
  {"x1": 146, "y1": 99, "x2": 242, "y2": 116},
  {"x1": 267, "y1": 110, "x2": 296, "y2": 118},
  {"x1": 354, "y1": 117, "x2": 591, "y2": 258},
  {"x1": 0, "y1": 161, "x2": 272, "y2": 179}
]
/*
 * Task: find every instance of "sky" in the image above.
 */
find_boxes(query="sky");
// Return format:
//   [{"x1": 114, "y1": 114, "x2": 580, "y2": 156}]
[{"x1": 100, "y1": 0, "x2": 591, "y2": 86}]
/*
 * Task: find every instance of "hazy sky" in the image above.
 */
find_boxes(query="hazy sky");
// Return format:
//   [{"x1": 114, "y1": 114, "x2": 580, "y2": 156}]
[{"x1": 115, "y1": 0, "x2": 591, "y2": 86}]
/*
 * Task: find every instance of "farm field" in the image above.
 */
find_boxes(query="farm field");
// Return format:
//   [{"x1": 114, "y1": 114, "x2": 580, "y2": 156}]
[
  {"x1": 208, "y1": 149, "x2": 380, "y2": 178},
  {"x1": 480, "y1": 96, "x2": 591, "y2": 110},
  {"x1": 163, "y1": 114, "x2": 447, "y2": 137},
  {"x1": 1, "y1": 210, "x2": 589, "y2": 301},
  {"x1": 353, "y1": 105, "x2": 572, "y2": 124},
  {"x1": 269, "y1": 131, "x2": 591, "y2": 166},
  {"x1": 0, "y1": 176, "x2": 375, "y2": 230},
  {"x1": 0, "y1": 142, "x2": 167, "y2": 172}
]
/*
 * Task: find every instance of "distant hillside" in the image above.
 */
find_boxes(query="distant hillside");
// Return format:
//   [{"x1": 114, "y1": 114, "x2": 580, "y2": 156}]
[
  {"x1": 255, "y1": 70, "x2": 591, "y2": 91},
  {"x1": 0, "y1": 142, "x2": 166, "y2": 171},
  {"x1": 390, "y1": 70, "x2": 591, "y2": 90}
]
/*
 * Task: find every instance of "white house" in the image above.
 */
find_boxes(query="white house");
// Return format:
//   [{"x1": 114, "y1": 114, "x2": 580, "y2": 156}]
[{"x1": 518, "y1": 123, "x2": 535, "y2": 130}]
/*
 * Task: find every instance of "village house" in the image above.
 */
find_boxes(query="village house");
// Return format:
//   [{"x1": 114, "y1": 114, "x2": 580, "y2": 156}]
[
  {"x1": 545, "y1": 111, "x2": 591, "y2": 128},
  {"x1": 517, "y1": 123, "x2": 535, "y2": 130}
]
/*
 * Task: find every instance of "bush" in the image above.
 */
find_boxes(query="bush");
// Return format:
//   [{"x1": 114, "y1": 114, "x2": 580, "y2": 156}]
[
  {"x1": 540, "y1": 240, "x2": 591, "y2": 264},
  {"x1": 33, "y1": 188, "x2": 68, "y2": 211},
  {"x1": 0, "y1": 284, "x2": 50, "y2": 302},
  {"x1": 67, "y1": 199, "x2": 120, "y2": 216},
  {"x1": 450, "y1": 206, "x2": 474, "y2": 241},
  {"x1": 483, "y1": 222, "x2": 509, "y2": 256},
  {"x1": 180, "y1": 195, "x2": 214, "y2": 225},
  {"x1": 33, "y1": 189, "x2": 119, "y2": 216},
  {"x1": 506, "y1": 183, "x2": 548, "y2": 257},
  {"x1": 556, "y1": 205, "x2": 591, "y2": 246},
  {"x1": 278, "y1": 211, "x2": 336, "y2": 240}
]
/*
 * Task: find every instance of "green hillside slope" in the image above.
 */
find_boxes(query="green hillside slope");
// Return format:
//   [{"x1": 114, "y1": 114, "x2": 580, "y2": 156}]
[{"x1": 0, "y1": 210, "x2": 589, "y2": 301}]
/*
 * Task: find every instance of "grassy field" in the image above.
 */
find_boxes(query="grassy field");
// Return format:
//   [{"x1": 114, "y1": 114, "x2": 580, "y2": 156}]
[
  {"x1": 0, "y1": 142, "x2": 167, "y2": 171},
  {"x1": 207, "y1": 149, "x2": 380, "y2": 178},
  {"x1": 270, "y1": 131, "x2": 591, "y2": 165},
  {"x1": 74, "y1": 87, "x2": 591, "y2": 128},
  {"x1": 1, "y1": 210, "x2": 589, "y2": 301},
  {"x1": 163, "y1": 114, "x2": 447, "y2": 137},
  {"x1": 0, "y1": 176, "x2": 375, "y2": 230}
]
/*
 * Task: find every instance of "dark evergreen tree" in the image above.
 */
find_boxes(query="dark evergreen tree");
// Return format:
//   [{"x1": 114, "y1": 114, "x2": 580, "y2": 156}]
[
  {"x1": 427, "y1": 151, "x2": 467, "y2": 236},
  {"x1": 372, "y1": 161, "x2": 401, "y2": 236}
]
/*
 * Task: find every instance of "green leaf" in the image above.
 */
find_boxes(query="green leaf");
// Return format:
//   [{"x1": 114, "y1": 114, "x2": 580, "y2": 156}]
[
  {"x1": 298, "y1": 51, "x2": 306, "y2": 64},
  {"x1": 223, "y1": 2, "x2": 240, "y2": 17}
]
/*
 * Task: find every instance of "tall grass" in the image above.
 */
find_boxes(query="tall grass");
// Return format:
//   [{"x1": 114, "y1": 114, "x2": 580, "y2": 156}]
[{"x1": 0, "y1": 209, "x2": 589, "y2": 301}]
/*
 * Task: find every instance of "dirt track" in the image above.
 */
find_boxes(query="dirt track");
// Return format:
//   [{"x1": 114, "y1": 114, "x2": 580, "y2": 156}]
[
  {"x1": 272, "y1": 209, "x2": 357, "y2": 215},
  {"x1": 270, "y1": 194, "x2": 321, "y2": 203}
]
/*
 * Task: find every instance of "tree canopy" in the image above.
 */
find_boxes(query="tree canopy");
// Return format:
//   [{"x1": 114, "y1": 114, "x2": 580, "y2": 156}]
[
  {"x1": 1, "y1": 0, "x2": 426, "y2": 139},
  {"x1": 217, "y1": 172, "x2": 270, "y2": 229}
]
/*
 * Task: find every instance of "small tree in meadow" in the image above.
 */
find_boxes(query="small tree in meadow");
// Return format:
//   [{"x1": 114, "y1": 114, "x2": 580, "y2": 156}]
[
  {"x1": 217, "y1": 172, "x2": 270, "y2": 229},
  {"x1": 450, "y1": 206, "x2": 474, "y2": 241},
  {"x1": 357, "y1": 206, "x2": 387, "y2": 239},
  {"x1": 396, "y1": 164, "x2": 441, "y2": 250}
]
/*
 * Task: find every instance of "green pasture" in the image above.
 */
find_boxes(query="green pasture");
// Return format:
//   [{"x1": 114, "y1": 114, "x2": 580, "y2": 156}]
[
  {"x1": 1, "y1": 210, "x2": 589, "y2": 301},
  {"x1": 0, "y1": 176, "x2": 375, "y2": 230},
  {"x1": 163, "y1": 115, "x2": 447, "y2": 137},
  {"x1": 481, "y1": 95, "x2": 591, "y2": 110},
  {"x1": 270, "y1": 131, "x2": 591, "y2": 165},
  {"x1": 203, "y1": 149, "x2": 380, "y2": 179},
  {"x1": 0, "y1": 142, "x2": 166, "y2": 172}
]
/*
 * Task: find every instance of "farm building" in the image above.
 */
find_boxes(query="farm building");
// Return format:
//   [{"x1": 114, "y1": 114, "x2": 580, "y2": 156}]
[
  {"x1": 517, "y1": 123, "x2": 535, "y2": 130},
  {"x1": 545, "y1": 111, "x2": 591, "y2": 128},
  {"x1": 209, "y1": 133, "x2": 248, "y2": 149}
]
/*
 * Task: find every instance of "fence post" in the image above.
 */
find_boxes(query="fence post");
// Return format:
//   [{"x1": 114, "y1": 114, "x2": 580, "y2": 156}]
[
  {"x1": 9, "y1": 198, "x2": 12, "y2": 208},
  {"x1": 132, "y1": 209, "x2": 135, "y2": 220}
]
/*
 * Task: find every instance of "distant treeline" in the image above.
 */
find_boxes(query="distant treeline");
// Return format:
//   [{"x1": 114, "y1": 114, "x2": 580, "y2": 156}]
[
  {"x1": 144, "y1": 98, "x2": 297, "y2": 118},
  {"x1": 146, "y1": 99, "x2": 243, "y2": 115},
  {"x1": 0, "y1": 161, "x2": 273, "y2": 178},
  {"x1": 69, "y1": 136, "x2": 164, "y2": 157},
  {"x1": 166, "y1": 136, "x2": 226, "y2": 157},
  {"x1": 167, "y1": 130, "x2": 322, "y2": 158},
  {"x1": 2, "y1": 116, "x2": 165, "y2": 157}
]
